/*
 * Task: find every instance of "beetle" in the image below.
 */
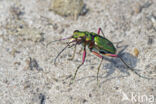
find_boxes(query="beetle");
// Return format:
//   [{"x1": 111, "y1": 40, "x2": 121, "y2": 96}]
[{"x1": 47, "y1": 28, "x2": 151, "y2": 83}]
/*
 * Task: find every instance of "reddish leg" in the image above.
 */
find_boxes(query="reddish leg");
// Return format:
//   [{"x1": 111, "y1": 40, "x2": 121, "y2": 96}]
[
  {"x1": 91, "y1": 51, "x2": 104, "y2": 84},
  {"x1": 91, "y1": 51, "x2": 122, "y2": 83},
  {"x1": 91, "y1": 51, "x2": 118, "y2": 58},
  {"x1": 73, "y1": 46, "x2": 86, "y2": 80},
  {"x1": 97, "y1": 28, "x2": 101, "y2": 35},
  {"x1": 92, "y1": 51, "x2": 103, "y2": 58},
  {"x1": 104, "y1": 54, "x2": 118, "y2": 57},
  {"x1": 97, "y1": 28, "x2": 105, "y2": 37}
]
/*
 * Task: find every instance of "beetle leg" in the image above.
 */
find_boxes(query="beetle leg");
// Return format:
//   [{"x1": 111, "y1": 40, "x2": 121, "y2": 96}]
[
  {"x1": 104, "y1": 54, "x2": 118, "y2": 57},
  {"x1": 91, "y1": 51, "x2": 104, "y2": 84},
  {"x1": 78, "y1": 47, "x2": 83, "y2": 54},
  {"x1": 91, "y1": 51, "x2": 151, "y2": 80},
  {"x1": 69, "y1": 39, "x2": 83, "y2": 60},
  {"x1": 73, "y1": 46, "x2": 86, "y2": 80},
  {"x1": 117, "y1": 55, "x2": 151, "y2": 79},
  {"x1": 97, "y1": 28, "x2": 105, "y2": 37},
  {"x1": 104, "y1": 54, "x2": 151, "y2": 79},
  {"x1": 68, "y1": 44, "x2": 77, "y2": 60},
  {"x1": 91, "y1": 51, "x2": 103, "y2": 59}
]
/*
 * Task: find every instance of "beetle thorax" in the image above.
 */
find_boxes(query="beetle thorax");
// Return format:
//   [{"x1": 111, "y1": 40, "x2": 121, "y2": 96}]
[{"x1": 72, "y1": 31, "x2": 93, "y2": 42}]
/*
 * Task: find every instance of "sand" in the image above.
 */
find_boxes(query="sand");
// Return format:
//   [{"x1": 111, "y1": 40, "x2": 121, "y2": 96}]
[{"x1": 0, "y1": 0, "x2": 155, "y2": 104}]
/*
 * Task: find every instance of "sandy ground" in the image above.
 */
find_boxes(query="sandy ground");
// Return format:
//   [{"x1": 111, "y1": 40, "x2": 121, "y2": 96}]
[{"x1": 0, "y1": 0, "x2": 156, "y2": 104}]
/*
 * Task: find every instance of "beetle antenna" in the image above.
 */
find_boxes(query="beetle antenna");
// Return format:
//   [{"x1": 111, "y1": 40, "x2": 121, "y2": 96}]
[
  {"x1": 118, "y1": 56, "x2": 152, "y2": 79},
  {"x1": 46, "y1": 36, "x2": 72, "y2": 47},
  {"x1": 54, "y1": 41, "x2": 78, "y2": 65},
  {"x1": 54, "y1": 42, "x2": 71, "y2": 64}
]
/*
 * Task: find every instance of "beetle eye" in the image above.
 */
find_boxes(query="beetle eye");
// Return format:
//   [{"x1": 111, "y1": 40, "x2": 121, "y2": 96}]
[{"x1": 74, "y1": 30, "x2": 79, "y2": 32}]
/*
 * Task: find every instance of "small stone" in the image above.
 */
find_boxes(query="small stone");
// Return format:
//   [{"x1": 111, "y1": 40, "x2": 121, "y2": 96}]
[
  {"x1": 53, "y1": 23, "x2": 58, "y2": 30},
  {"x1": 148, "y1": 36, "x2": 153, "y2": 45},
  {"x1": 10, "y1": 48, "x2": 20, "y2": 57},
  {"x1": 10, "y1": 6, "x2": 24, "y2": 20},
  {"x1": 90, "y1": 66, "x2": 94, "y2": 70},
  {"x1": 142, "y1": 1, "x2": 152, "y2": 8},
  {"x1": 50, "y1": 0, "x2": 86, "y2": 20},
  {"x1": 89, "y1": 93, "x2": 92, "y2": 97},
  {"x1": 39, "y1": 93, "x2": 46, "y2": 104},
  {"x1": 150, "y1": 88, "x2": 154, "y2": 91},
  {"x1": 24, "y1": 57, "x2": 43, "y2": 71},
  {"x1": 59, "y1": 28, "x2": 64, "y2": 34},
  {"x1": 115, "y1": 86, "x2": 119, "y2": 90},
  {"x1": 133, "y1": 3, "x2": 141, "y2": 14},
  {"x1": 82, "y1": 99, "x2": 87, "y2": 103},
  {"x1": 14, "y1": 62, "x2": 21, "y2": 65},
  {"x1": 133, "y1": 48, "x2": 139, "y2": 57}
]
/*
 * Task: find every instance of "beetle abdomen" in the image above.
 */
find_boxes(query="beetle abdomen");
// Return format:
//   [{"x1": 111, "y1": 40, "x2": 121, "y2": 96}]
[{"x1": 94, "y1": 35, "x2": 116, "y2": 54}]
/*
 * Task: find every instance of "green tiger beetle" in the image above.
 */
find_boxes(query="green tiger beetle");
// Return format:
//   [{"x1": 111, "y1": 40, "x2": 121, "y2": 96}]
[{"x1": 47, "y1": 28, "x2": 152, "y2": 83}]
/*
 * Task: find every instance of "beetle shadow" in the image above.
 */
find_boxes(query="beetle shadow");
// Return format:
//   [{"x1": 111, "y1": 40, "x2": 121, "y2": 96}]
[
  {"x1": 105, "y1": 52, "x2": 138, "y2": 76},
  {"x1": 99, "y1": 52, "x2": 138, "y2": 87},
  {"x1": 84, "y1": 52, "x2": 137, "y2": 86},
  {"x1": 75, "y1": 44, "x2": 139, "y2": 86}
]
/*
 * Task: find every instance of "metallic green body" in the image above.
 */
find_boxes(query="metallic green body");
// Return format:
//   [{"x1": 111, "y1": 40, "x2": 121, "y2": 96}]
[
  {"x1": 94, "y1": 35, "x2": 116, "y2": 54},
  {"x1": 73, "y1": 30, "x2": 116, "y2": 54}
]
